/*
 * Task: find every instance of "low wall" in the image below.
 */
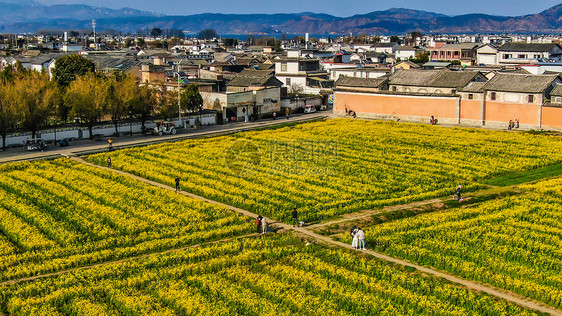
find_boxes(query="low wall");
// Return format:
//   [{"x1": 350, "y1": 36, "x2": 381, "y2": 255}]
[
  {"x1": 541, "y1": 106, "x2": 562, "y2": 131},
  {"x1": 335, "y1": 91, "x2": 459, "y2": 124},
  {"x1": 3, "y1": 114, "x2": 217, "y2": 148}
]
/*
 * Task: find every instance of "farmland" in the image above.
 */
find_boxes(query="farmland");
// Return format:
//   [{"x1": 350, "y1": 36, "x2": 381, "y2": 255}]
[
  {"x1": 331, "y1": 177, "x2": 562, "y2": 309},
  {"x1": 0, "y1": 159, "x2": 253, "y2": 281},
  {"x1": 0, "y1": 235, "x2": 541, "y2": 316},
  {"x1": 1, "y1": 118, "x2": 562, "y2": 315},
  {"x1": 89, "y1": 119, "x2": 562, "y2": 223}
]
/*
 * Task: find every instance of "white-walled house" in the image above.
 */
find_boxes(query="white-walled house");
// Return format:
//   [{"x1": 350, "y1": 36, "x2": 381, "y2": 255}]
[
  {"x1": 476, "y1": 44, "x2": 499, "y2": 65},
  {"x1": 274, "y1": 57, "x2": 330, "y2": 94},
  {"x1": 498, "y1": 43, "x2": 562, "y2": 64},
  {"x1": 395, "y1": 46, "x2": 419, "y2": 60}
]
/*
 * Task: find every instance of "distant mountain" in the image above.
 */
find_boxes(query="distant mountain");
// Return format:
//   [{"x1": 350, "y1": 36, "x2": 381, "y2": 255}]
[
  {"x1": 0, "y1": 1, "x2": 161, "y2": 26},
  {"x1": 0, "y1": 3, "x2": 562, "y2": 34}
]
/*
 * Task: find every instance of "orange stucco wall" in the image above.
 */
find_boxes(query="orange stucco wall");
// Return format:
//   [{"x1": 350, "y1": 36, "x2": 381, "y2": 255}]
[
  {"x1": 484, "y1": 101, "x2": 539, "y2": 125},
  {"x1": 542, "y1": 107, "x2": 562, "y2": 128},
  {"x1": 335, "y1": 92, "x2": 458, "y2": 118},
  {"x1": 460, "y1": 100, "x2": 481, "y2": 121}
]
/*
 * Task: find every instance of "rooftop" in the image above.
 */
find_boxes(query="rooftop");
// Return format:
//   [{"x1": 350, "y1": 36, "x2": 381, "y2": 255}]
[{"x1": 484, "y1": 73, "x2": 560, "y2": 93}]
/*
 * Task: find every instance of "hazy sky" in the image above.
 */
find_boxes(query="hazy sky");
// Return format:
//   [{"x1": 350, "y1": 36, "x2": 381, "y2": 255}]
[{"x1": 37, "y1": 0, "x2": 561, "y2": 17}]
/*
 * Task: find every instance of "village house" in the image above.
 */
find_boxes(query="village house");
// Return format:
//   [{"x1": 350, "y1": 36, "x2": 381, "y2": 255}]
[
  {"x1": 497, "y1": 43, "x2": 562, "y2": 64},
  {"x1": 395, "y1": 46, "x2": 421, "y2": 60},
  {"x1": 200, "y1": 87, "x2": 281, "y2": 123},
  {"x1": 429, "y1": 43, "x2": 479, "y2": 66},
  {"x1": 388, "y1": 69, "x2": 486, "y2": 95},
  {"x1": 334, "y1": 68, "x2": 562, "y2": 131},
  {"x1": 226, "y1": 69, "x2": 283, "y2": 92},
  {"x1": 334, "y1": 77, "x2": 388, "y2": 93},
  {"x1": 274, "y1": 57, "x2": 331, "y2": 94},
  {"x1": 370, "y1": 42, "x2": 399, "y2": 54},
  {"x1": 476, "y1": 44, "x2": 499, "y2": 65}
]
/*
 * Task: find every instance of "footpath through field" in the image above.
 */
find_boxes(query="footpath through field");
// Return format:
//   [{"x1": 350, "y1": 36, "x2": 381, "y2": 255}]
[
  {"x1": 0, "y1": 112, "x2": 329, "y2": 164},
  {"x1": 66, "y1": 156, "x2": 562, "y2": 316}
]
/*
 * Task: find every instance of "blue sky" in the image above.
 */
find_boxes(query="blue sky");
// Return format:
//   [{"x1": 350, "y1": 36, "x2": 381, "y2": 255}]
[{"x1": 38, "y1": 0, "x2": 561, "y2": 17}]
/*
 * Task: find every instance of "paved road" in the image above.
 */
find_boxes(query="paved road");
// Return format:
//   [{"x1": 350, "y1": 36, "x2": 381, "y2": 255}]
[{"x1": 0, "y1": 112, "x2": 329, "y2": 164}]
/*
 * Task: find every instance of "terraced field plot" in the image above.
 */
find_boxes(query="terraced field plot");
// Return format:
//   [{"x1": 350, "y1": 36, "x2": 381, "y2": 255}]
[
  {"x1": 0, "y1": 235, "x2": 542, "y2": 316},
  {"x1": 89, "y1": 119, "x2": 562, "y2": 223},
  {"x1": 0, "y1": 159, "x2": 252, "y2": 282},
  {"x1": 332, "y1": 177, "x2": 562, "y2": 309}
]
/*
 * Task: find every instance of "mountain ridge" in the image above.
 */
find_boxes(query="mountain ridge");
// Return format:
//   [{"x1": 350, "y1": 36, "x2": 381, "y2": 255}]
[{"x1": 0, "y1": 3, "x2": 562, "y2": 34}]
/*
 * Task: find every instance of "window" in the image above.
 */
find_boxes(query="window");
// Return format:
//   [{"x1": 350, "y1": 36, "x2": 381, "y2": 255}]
[
  {"x1": 281, "y1": 63, "x2": 287, "y2": 72},
  {"x1": 503, "y1": 54, "x2": 512, "y2": 59},
  {"x1": 468, "y1": 94, "x2": 474, "y2": 100},
  {"x1": 392, "y1": 86, "x2": 397, "y2": 92},
  {"x1": 518, "y1": 54, "x2": 527, "y2": 59},
  {"x1": 490, "y1": 92, "x2": 497, "y2": 100},
  {"x1": 285, "y1": 78, "x2": 291, "y2": 86},
  {"x1": 528, "y1": 95, "x2": 534, "y2": 103}
]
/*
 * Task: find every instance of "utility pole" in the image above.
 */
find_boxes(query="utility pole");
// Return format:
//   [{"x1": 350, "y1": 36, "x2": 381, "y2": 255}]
[
  {"x1": 92, "y1": 19, "x2": 96, "y2": 50},
  {"x1": 176, "y1": 59, "x2": 183, "y2": 128}
]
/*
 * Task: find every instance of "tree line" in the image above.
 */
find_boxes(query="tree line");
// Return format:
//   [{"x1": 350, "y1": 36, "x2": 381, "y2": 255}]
[{"x1": 0, "y1": 54, "x2": 203, "y2": 150}]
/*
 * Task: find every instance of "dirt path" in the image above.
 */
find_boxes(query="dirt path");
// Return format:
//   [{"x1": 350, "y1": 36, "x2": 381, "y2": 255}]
[
  {"x1": 0, "y1": 233, "x2": 259, "y2": 287},
  {"x1": 307, "y1": 198, "x2": 442, "y2": 229},
  {"x1": 67, "y1": 156, "x2": 562, "y2": 316}
]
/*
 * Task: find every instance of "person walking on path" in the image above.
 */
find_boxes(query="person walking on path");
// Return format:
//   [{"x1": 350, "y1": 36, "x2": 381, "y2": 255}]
[
  {"x1": 106, "y1": 156, "x2": 112, "y2": 168},
  {"x1": 356, "y1": 228, "x2": 366, "y2": 250},
  {"x1": 273, "y1": 112, "x2": 277, "y2": 120},
  {"x1": 108, "y1": 138, "x2": 113, "y2": 151},
  {"x1": 351, "y1": 227, "x2": 359, "y2": 249},
  {"x1": 261, "y1": 217, "x2": 267, "y2": 234},
  {"x1": 256, "y1": 216, "x2": 263, "y2": 234},
  {"x1": 175, "y1": 176, "x2": 181, "y2": 192},
  {"x1": 455, "y1": 185, "x2": 463, "y2": 201},
  {"x1": 291, "y1": 208, "x2": 298, "y2": 227}
]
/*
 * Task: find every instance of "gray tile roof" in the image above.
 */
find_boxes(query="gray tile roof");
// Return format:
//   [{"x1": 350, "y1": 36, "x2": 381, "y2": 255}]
[
  {"x1": 498, "y1": 43, "x2": 561, "y2": 52},
  {"x1": 335, "y1": 76, "x2": 387, "y2": 88},
  {"x1": 459, "y1": 81, "x2": 487, "y2": 93},
  {"x1": 550, "y1": 84, "x2": 562, "y2": 96},
  {"x1": 484, "y1": 73, "x2": 559, "y2": 93},
  {"x1": 389, "y1": 69, "x2": 483, "y2": 88},
  {"x1": 227, "y1": 69, "x2": 282, "y2": 87}
]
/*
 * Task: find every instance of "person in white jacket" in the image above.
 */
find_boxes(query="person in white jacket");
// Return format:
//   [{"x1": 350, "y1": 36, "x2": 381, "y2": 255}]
[
  {"x1": 351, "y1": 227, "x2": 358, "y2": 249},
  {"x1": 261, "y1": 217, "x2": 267, "y2": 234},
  {"x1": 356, "y1": 228, "x2": 366, "y2": 250}
]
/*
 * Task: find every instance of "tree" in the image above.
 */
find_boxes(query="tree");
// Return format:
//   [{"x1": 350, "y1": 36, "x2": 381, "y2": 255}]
[
  {"x1": 223, "y1": 38, "x2": 238, "y2": 47},
  {"x1": 198, "y1": 29, "x2": 218, "y2": 40},
  {"x1": 0, "y1": 83, "x2": 19, "y2": 151},
  {"x1": 133, "y1": 85, "x2": 155, "y2": 131},
  {"x1": 180, "y1": 84, "x2": 203, "y2": 114},
  {"x1": 17, "y1": 72, "x2": 56, "y2": 139},
  {"x1": 390, "y1": 35, "x2": 401, "y2": 44},
  {"x1": 65, "y1": 73, "x2": 108, "y2": 139},
  {"x1": 155, "y1": 84, "x2": 176, "y2": 120},
  {"x1": 52, "y1": 54, "x2": 96, "y2": 88},
  {"x1": 150, "y1": 28, "x2": 163, "y2": 37}
]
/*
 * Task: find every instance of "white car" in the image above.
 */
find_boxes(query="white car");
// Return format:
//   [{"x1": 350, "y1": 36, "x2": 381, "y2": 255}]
[{"x1": 304, "y1": 105, "x2": 317, "y2": 113}]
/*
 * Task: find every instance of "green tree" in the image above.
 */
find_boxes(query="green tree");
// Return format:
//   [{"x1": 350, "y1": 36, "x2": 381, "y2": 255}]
[
  {"x1": 198, "y1": 29, "x2": 218, "y2": 40},
  {"x1": 52, "y1": 54, "x2": 96, "y2": 88},
  {"x1": 180, "y1": 83, "x2": 203, "y2": 114},
  {"x1": 17, "y1": 72, "x2": 57, "y2": 139},
  {"x1": 132, "y1": 85, "x2": 155, "y2": 131},
  {"x1": 66, "y1": 73, "x2": 108, "y2": 139},
  {"x1": 0, "y1": 83, "x2": 20, "y2": 150},
  {"x1": 150, "y1": 28, "x2": 163, "y2": 37},
  {"x1": 156, "y1": 84, "x2": 176, "y2": 120}
]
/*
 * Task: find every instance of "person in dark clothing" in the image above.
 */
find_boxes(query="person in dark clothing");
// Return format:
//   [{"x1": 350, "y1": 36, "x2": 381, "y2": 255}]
[
  {"x1": 256, "y1": 215, "x2": 263, "y2": 234},
  {"x1": 455, "y1": 185, "x2": 463, "y2": 200},
  {"x1": 175, "y1": 176, "x2": 180, "y2": 192},
  {"x1": 273, "y1": 112, "x2": 277, "y2": 120},
  {"x1": 106, "y1": 156, "x2": 112, "y2": 168},
  {"x1": 291, "y1": 208, "x2": 298, "y2": 227}
]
